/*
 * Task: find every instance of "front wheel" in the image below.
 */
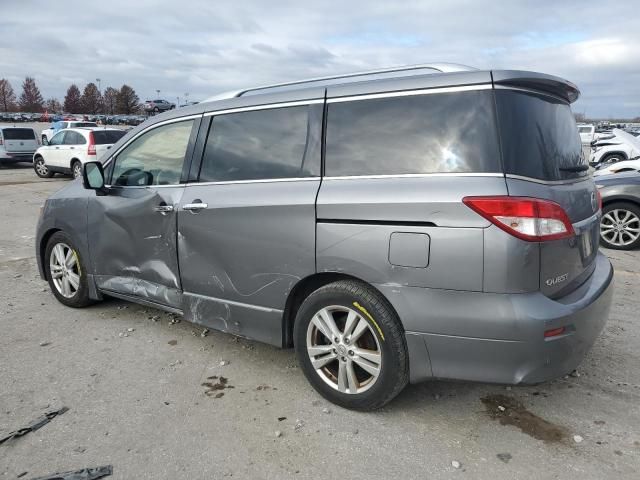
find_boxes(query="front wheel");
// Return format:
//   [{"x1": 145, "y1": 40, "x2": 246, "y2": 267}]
[
  {"x1": 294, "y1": 280, "x2": 408, "y2": 410},
  {"x1": 34, "y1": 156, "x2": 54, "y2": 178},
  {"x1": 600, "y1": 202, "x2": 640, "y2": 250},
  {"x1": 44, "y1": 231, "x2": 93, "y2": 307}
]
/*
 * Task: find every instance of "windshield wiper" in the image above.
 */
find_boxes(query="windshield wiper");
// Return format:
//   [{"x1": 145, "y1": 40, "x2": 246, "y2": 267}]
[{"x1": 559, "y1": 165, "x2": 589, "y2": 172}]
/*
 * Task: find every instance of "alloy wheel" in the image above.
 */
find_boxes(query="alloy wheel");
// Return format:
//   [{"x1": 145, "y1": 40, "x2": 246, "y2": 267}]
[
  {"x1": 601, "y1": 208, "x2": 640, "y2": 247},
  {"x1": 49, "y1": 242, "x2": 81, "y2": 298},
  {"x1": 306, "y1": 305, "x2": 382, "y2": 394},
  {"x1": 35, "y1": 159, "x2": 49, "y2": 176}
]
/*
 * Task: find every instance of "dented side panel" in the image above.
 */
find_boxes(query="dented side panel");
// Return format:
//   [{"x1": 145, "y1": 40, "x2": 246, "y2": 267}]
[
  {"x1": 87, "y1": 185, "x2": 185, "y2": 308},
  {"x1": 177, "y1": 180, "x2": 320, "y2": 346}
]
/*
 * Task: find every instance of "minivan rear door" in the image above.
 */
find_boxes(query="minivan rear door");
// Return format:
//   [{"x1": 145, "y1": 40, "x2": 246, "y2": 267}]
[
  {"x1": 2, "y1": 128, "x2": 38, "y2": 154},
  {"x1": 494, "y1": 87, "x2": 599, "y2": 298}
]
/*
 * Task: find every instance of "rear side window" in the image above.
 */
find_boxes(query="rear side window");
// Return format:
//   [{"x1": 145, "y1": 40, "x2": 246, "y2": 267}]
[
  {"x1": 199, "y1": 105, "x2": 320, "y2": 182},
  {"x1": 63, "y1": 131, "x2": 86, "y2": 145},
  {"x1": 92, "y1": 130, "x2": 126, "y2": 144},
  {"x1": 2, "y1": 128, "x2": 36, "y2": 140},
  {"x1": 495, "y1": 90, "x2": 586, "y2": 181},
  {"x1": 325, "y1": 90, "x2": 501, "y2": 176}
]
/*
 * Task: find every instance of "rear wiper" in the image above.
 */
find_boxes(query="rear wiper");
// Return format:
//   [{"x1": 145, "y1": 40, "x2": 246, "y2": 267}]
[{"x1": 559, "y1": 165, "x2": 589, "y2": 172}]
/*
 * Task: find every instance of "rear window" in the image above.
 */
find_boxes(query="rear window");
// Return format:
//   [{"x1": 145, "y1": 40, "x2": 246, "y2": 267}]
[
  {"x1": 73, "y1": 122, "x2": 97, "y2": 128},
  {"x1": 2, "y1": 128, "x2": 36, "y2": 140},
  {"x1": 92, "y1": 130, "x2": 126, "y2": 144},
  {"x1": 325, "y1": 90, "x2": 501, "y2": 176},
  {"x1": 495, "y1": 90, "x2": 586, "y2": 181},
  {"x1": 578, "y1": 126, "x2": 592, "y2": 133}
]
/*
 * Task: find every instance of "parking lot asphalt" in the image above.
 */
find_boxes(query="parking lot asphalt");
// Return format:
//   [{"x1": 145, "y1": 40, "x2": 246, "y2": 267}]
[{"x1": 0, "y1": 163, "x2": 639, "y2": 479}]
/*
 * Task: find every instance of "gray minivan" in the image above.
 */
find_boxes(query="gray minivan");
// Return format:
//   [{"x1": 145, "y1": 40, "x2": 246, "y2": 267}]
[{"x1": 36, "y1": 64, "x2": 614, "y2": 410}]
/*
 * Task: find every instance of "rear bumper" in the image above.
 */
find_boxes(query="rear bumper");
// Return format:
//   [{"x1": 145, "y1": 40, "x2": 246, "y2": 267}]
[
  {"x1": 0, "y1": 153, "x2": 34, "y2": 162},
  {"x1": 377, "y1": 252, "x2": 614, "y2": 384}
]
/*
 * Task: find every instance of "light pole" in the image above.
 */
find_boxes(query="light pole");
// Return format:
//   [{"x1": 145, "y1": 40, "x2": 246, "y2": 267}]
[
  {"x1": 177, "y1": 96, "x2": 180, "y2": 107},
  {"x1": 184, "y1": 92, "x2": 189, "y2": 104},
  {"x1": 156, "y1": 89, "x2": 160, "y2": 99},
  {"x1": 96, "y1": 78, "x2": 101, "y2": 92}
]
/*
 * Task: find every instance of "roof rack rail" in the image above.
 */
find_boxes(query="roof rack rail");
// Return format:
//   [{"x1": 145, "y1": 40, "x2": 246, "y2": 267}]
[{"x1": 205, "y1": 63, "x2": 477, "y2": 102}]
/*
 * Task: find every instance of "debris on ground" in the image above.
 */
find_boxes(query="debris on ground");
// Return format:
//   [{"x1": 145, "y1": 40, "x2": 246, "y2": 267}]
[
  {"x1": 451, "y1": 460, "x2": 461, "y2": 469},
  {"x1": 29, "y1": 465, "x2": 113, "y2": 480},
  {"x1": 294, "y1": 419, "x2": 304, "y2": 431},
  {"x1": 496, "y1": 453, "x2": 512, "y2": 463},
  {"x1": 168, "y1": 360, "x2": 182, "y2": 367},
  {"x1": 219, "y1": 360, "x2": 229, "y2": 366},
  {"x1": 127, "y1": 328, "x2": 135, "y2": 332},
  {"x1": 573, "y1": 435, "x2": 584, "y2": 443},
  {"x1": 275, "y1": 430, "x2": 282, "y2": 438},
  {"x1": 116, "y1": 305, "x2": 128, "y2": 310},
  {"x1": 481, "y1": 394, "x2": 567, "y2": 443},
  {"x1": 39, "y1": 341, "x2": 51, "y2": 347},
  {"x1": 277, "y1": 417, "x2": 287, "y2": 422},
  {"x1": 569, "y1": 370, "x2": 581, "y2": 378},
  {"x1": 0, "y1": 407, "x2": 69, "y2": 445},
  {"x1": 202, "y1": 375, "x2": 234, "y2": 397},
  {"x1": 167, "y1": 340, "x2": 177, "y2": 346},
  {"x1": 149, "y1": 315, "x2": 159, "y2": 322},
  {"x1": 322, "y1": 408, "x2": 331, "y2": 414},
  {"x1": 200, "y1": 329, "x2": 209, "y2": 338}
]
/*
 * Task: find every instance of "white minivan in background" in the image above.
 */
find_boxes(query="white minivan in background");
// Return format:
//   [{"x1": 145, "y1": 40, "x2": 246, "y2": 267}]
[
  {"x1": 0, "y1": 126, "x2": 39, "y2": 165},
  {"x1": 33, "y1": 127, "x2": 127, "y2": 179}
]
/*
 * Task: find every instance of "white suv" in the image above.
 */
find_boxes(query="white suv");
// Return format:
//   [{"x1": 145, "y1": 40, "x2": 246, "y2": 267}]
[
  {"x1": 40, "y1": 121, "x2": 98, "y2": 143},
  {"x1": 590, "y1": 128, "x2": 640, "y2": 168},
  {"x1": 33, "y1": 128, "x2": 126, "y2": 179}
]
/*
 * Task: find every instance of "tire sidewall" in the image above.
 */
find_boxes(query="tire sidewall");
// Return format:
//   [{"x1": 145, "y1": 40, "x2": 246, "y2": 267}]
[
  {"x1": 72, "y1": 161, "x2": 82, "y2": 179},
  {"x1": 294, "y1": 284, "x2": 406, "y2": 410},
  {"x1": 600, "y1": 202, "x2": 640, "y2": 250},
  {"x1": 34, "y1": 157, "x2": 52, "y2": 178},
  {"x1": 44, "y1": 231, "x2": 92, "y2": 307}
]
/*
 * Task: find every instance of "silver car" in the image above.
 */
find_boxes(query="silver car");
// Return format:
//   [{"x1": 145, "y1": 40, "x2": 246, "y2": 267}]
[{"x1": 36, "y1": 64, "x2": 614, "y2": 410}]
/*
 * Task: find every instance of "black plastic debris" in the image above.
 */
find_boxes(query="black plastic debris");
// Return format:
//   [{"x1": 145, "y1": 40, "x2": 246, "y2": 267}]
[
  {"x1": 29, "y1": 465, "x2": 113, "y2": 480},
  {"x1": 0, "y1": 407, "x2": 69, "y2": 445}
]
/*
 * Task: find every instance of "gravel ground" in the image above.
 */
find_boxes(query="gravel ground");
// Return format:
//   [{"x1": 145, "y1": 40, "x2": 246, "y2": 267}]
[{"x1": 0, "y1": 165, "x2": 638, "y2": 479}]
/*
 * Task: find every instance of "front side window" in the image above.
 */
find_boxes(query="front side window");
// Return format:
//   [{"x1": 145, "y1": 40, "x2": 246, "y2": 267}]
[
  {"x1": 110, "y1": 119, "x2": 194, "y2": 186},
  {"x1": 325, "y1": 90, "x2": 502, "y2": 176},
  {"x1": 199, "y1": 105, "x2": 319, "y2": 182},
  {"x1": 49, "y1": 131, "x2": 65, "y2": 146}
]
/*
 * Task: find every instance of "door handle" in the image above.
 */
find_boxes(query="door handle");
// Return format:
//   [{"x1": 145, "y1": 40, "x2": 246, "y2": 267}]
[
  {"x1": 154, "y1": 204, "x2": 174, "y2": 214},
  {"x1": 183, "y1": 202, "x2": 208, "y2": 212}
]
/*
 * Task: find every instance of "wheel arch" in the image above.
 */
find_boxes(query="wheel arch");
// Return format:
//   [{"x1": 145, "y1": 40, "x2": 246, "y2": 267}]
[
  {"x1": 39, "y1": 228, "x2": 61, "y2": 280},
  {"x1": 602, "y1": 195, "x2": 640, "y2": 208},
  {"x1": 601, "y1": 151, "x2": 629, "y2": 161},
  {"x1": 282, "y1": 272, "x2": 401, "y2": 348},
  {"x1": 70, "y1": 157, "x2": 82, "y2": 169}
]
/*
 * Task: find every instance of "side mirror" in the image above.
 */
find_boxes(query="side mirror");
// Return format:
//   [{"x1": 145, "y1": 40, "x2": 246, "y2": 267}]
[{"x1": 83, "y1": 161, "x2": 108, "y2": 195}]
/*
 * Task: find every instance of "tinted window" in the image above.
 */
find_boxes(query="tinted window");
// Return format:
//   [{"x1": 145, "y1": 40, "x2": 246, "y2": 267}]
[
  {"x1": 72, "y1": 122, "x2": 98, "y2": 128},
  {"x1": 199, "y1": 105, "x2": 319, "y2": 182},
  {"x1": 495, "y1": 90, "x2": 586, "y2": 181},
  {"x1": 92, "y1": 130, "x2": 126, "y2": 144},
  {"x1": 63, "y1": 131, "x2": 86, "y2": 145},
  {"x1": 1, "y1": 128, "x2": 35, "y2": 140},
  {"x1": 325, "y1": 91, "x2": 501, "y2": 176},
  {"x1": 111, "y1": 120, "x2": 193, "y2": 186}
]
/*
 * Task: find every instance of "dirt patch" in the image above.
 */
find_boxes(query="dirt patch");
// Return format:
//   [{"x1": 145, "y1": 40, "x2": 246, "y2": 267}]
[
  {"x1": 202, "y1": 375, "x2": 234, "y2": 398},
  {"x1": 167, "y1": 340, "x2": 177, "y2": 346},
  {"x1": 481, "y1": 394, "x2": 568, "y2": 443}
]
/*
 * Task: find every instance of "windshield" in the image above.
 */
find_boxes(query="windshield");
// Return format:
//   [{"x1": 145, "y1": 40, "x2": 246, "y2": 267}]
[{"x1": 495, "y1": 90, "x2": 587, "y2": 181}]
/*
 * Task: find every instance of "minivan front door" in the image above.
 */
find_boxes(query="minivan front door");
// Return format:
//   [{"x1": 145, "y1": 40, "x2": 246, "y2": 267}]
[
  {"x1": 87, "y1": 118, "x2": 199, "y2": 308},
  {"x1": 177, "y1": 103, "x2": 323, "y2": 346}
]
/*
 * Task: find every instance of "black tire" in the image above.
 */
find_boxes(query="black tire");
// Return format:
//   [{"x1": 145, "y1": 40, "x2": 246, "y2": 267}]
[
  {"x1": 44, "y1": 231, "x2": 94, "y2": 308},
  {"x1": 600, "y1": 202, "x2": 640, "y2": 250},
  {"x1": 154, "y1": 107, "x2": 160, "y2": 113},
  {"x1": 34, "y1": 156, "x2": 54, "y2": 178},
  {"x1": 41, "y1": 135, "x2": 47, "y2": 144},
  {"x1": 71, "y1": 160, "x2": 82, "y2": 179},
  {"x1": 294, "y1": 280, "x2": 408, "y2": 410}
]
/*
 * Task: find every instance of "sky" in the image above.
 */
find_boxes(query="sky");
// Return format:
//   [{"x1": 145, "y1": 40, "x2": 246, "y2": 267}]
[{"x1": 1, "y1": 0, "x2": 639, "y2": 118}]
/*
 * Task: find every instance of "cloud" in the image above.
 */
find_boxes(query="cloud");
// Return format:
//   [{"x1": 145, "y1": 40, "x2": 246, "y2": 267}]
[{"x1": 1, "y1": 0, "x2": 638, "y2": 117}]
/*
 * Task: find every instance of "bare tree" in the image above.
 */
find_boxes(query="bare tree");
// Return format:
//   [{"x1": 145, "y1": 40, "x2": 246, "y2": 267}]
[
  {"x1": 19, "y1": 77, "x2": 44, "y2": 112},
  {"x1": 81, "y1": 82, "x2": 102, "y2": 114},
  {"x1": 45, "y1": 98, "x2": 62, "y2": 113},
  {"x1": 116, "y1": 85, "x2": 140, "y2": 114},
  {"x1": 64, "y1": 84, "x2": 82, "y2": 113},
  {"x1": 0, "y1": 79, "x2": 17, "y2": 112},
  {"x1": 102, "y1": 87, "x2": 119, "y2": 115}
]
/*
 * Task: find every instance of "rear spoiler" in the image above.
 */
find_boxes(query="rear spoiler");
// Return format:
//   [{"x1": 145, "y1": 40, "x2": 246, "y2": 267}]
[{"x1": 491, "y1": 70, "x2": 580, "y2": 103}]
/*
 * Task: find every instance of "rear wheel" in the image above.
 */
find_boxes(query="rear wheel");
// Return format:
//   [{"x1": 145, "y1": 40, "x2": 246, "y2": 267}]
[
  {"x1": 34, "y1": 156, "x2": 54, "y2": 178},
  {"x1": 600, "y1": 153, "x2": 626, "y2": 166},
  {"x1": 600, "y1": 202, "x2": 640, "y2": 250},
  {"x1": 294, "y1": 280, "x2": 408, "y2": 410},
  {"x1": 44, "y1": 231, "x2": 93, "y2": 307},
  {"x1": 71, "y1": 160, "x2": 82, "y2": 179}
]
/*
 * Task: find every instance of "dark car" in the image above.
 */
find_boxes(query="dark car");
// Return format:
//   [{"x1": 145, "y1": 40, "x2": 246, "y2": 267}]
[
  {"x1": 595, "y1": 171, "x2": 640, "y2": 250},
  {"x1": 143, "y1": 99, "x2": 175, "y2": 113}
]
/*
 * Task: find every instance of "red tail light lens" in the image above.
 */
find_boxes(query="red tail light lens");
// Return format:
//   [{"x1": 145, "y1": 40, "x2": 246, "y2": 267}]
[
  {"x1": 462, "y1": 196, "x2": 575, "y2": 242},
  {"x1": 544, "y1": 326, "x2": 566, "y2": 338},
  {"x1": 88, "y1": 131, "x2": 96, "y2": 156}
]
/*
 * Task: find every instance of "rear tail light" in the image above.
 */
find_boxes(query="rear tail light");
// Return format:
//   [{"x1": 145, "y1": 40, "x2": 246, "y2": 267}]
[
  {"x1": 544, "y1": 326, "x2": 566, "y2": 338},
  {"x1": 462, "y1": 196, "x2": 575, "y2": 242},
  {"x1": 88, "y1": 131, "x2": 96, "y2": 156}
]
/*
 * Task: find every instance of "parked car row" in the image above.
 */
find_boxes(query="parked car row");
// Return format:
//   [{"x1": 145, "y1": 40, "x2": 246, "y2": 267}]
[{"x1": 0, "y1": 112, "x2": 51, "y2": 123}]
